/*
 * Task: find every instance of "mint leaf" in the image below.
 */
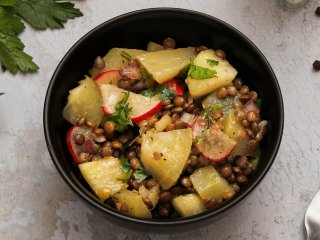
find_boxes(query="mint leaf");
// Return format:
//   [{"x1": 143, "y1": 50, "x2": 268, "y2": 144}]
[
  {"x1": 14, "y1": 0, "x2": 83, "y2": 29},
  {"x1": 188, "y1": 64, "x2": 217, "y2": 80},
  {"x1": 207, "y1": 59, "x2": 219, "y2": 66},
  {"x1": 105, "y1": 91, "x2": 132, "y2": 132},
  {"x1": 0, "y1": 7, "x2": 24, "y2": 35},
  {"x1": 0, "y1": 0, "x2": 16, "y2": 6},
  {"x1": 0, "y1": 31, "x2": 38, "y2": 74}
]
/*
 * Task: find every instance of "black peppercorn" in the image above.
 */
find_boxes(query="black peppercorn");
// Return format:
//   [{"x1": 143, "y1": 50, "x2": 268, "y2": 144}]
[
  {"x1": 313, "y1": 60, "x2": 320, "y2": 71},
  {"x1": 315, "y1": 7, "x2": 320, "y2": 16}
]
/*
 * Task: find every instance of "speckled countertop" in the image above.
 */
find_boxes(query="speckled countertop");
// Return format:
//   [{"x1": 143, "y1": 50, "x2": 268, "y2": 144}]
[{"x1": 1, "y1": 0, "x2": 320, "y2": 239}]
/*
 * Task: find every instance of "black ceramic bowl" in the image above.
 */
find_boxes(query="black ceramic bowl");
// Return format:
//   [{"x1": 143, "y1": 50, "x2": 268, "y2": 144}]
[{"x1": 44, "y1": 8, "x2": 283, "y2": 232}]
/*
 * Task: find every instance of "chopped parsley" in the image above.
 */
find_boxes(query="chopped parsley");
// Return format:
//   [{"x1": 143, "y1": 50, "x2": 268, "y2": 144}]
[
  {"x1": 140, "y1": 84, "x2": 176, "y2": 102},
  {"x1": 194, "y1": 136, "x2": 201, "y2": 145},
  {"x1": 203, "y1": 103, "x2": 224, "y2": 118},
  {"x1": 119, "y1": 155, "x2": 132, "y2": 183},
  {"x1": 121, "y1": 51, "x2": 132, "y2": 61},
  {"x1": 140, "y1": 68, "x2": 150, "y2": 80},
  {"x1": 133, "y1": 166, "x2": 149, "y2": 183},
  {"x1": 188, "y1": 64, "x2": 217, "y2": 80},
  {"x1": 249, "y1": 156, "x2": 260, "y2": 170},
  {"x1": 207, "y1": 59, "x2": 219, "y2": 66},
  {"x1": 105, "y1": 91, "x2": 132, "y2": 132},
  {"x1": 256, "y1": 98, "x2": 262, "y2": 108}
]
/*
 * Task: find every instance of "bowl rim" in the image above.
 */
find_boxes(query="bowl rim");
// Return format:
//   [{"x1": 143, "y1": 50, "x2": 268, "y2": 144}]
[{"x1": 44, "y1": 7, "x2": 284, "y2": 227}]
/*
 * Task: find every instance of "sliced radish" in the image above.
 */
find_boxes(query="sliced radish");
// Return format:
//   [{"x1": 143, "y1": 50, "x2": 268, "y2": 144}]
[
  {"x1": 66, "y1": 126, "x2": 94, "y2": 165},
  {"x1": 196, "y1": 127, "x2": 237, "y2": 162},
  {"x1": 191, "y1": 116, "x2": 207, "y2": 140},
  {"x1": 94, "y1": 70, "x2": 122, "y2": 86},
  {"x1": 99, "y1": 84, "x2": 162, "y2": 124},
  {"x1": 164, "y1": 79, "x2": 184, "y2": 95},
  {"x1": 180, "y1": 112, "x2": 196, "y2": 127}
]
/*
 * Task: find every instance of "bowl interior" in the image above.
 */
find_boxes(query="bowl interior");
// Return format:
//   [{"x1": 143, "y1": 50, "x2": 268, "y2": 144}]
[{"x1": 44, "y1": 8, "x2": 283, "y2": 230}]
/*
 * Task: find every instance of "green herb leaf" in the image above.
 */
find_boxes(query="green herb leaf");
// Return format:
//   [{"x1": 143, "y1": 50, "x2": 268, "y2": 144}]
[
  {"x1": 105, "y1": 91, "x2": 132, "y2": 132},
  {"x1": 119, "y1": 154, "x2": 131, "y2": 173},
  {"x1": 256, "y1": 98, "x2": 262, "y2": 108},
  {"x1": 0, "y1": 0, "x2": 16, "y2": 7},
  {"x1": 188, "y1": 64, "x2": 217, "y2": 80},
  {"x1": 249, "y1": 156, "x2": 260, "y2": 170},
  {"x1": 207, "y1": 59, "x2": 219, "y2": 66},
  {"x1": 133, "y1": 166, "x2": 149, "y2": 183},
  {"x1": 0, "y1": 92, "x2": 4, "y2": 96},
  {"x1": 194, "y1": 136, "x2": 200, "y2": 145},
  {"x1": 120, "y1": 51, "x2": 132, "y2": 61},
  {"x1": 13, "y1": 0, "x2": 83, "y2": 29},
  {"x1": 140, "y1": 84, "x2": 176, "y2": 102},
  {"x1": 0, "y1": 7, "x2": 24, "y2": 35},
  {"x1": 140, "y1": 68, "x2": 150, "y2": 80},
  {"x1": 203, "y1": 103, "x2": 224, "y2": 118},
  {"x1": 0, "y1": 30, "x2": 38, "y2": 74}
]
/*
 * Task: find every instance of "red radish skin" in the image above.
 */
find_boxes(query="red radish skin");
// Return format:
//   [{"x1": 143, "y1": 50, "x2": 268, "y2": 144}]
[
  {"x1": 99, "y1": 84, "x2": 162, "y2": 124},
  {"x1": 94, "y1": 70, "x2": 122, "y2": 86},
  {"x1": 66, "y1": 126, "x2": 79, "y2": 164},
  {"x1": 131, "y1": 101, "x2": 163, "y2": 124},
  {"x1": 164, "y1": 79, "x2": 184, "y2": 95},
  {"x1": 66, "y1": 126, "x2": 94, "y2": 165}
]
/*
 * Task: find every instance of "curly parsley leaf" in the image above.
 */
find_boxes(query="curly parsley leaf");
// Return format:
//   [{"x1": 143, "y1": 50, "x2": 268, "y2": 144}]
[
  {"x1": 207, "y1": 59, "x2": 219, "y2": 66},
  {"x1": 188, "y1": 64, "x2": 217, "y2": 80},
  {"x1": 140, "y1": 84, "x2": 176, "y2": 102},
  {"x1": 13, "y1": 0, "x2": 83, "y2": 29},
  {"x1": 0, "y1": 30, "x2": 38, "y2": 74},
  {"x1": 105, "y1": 91, "x2": 133, "y2": 132},
  {"x1": 0, "y1": 0, "x2": 16, "y2": 6}
]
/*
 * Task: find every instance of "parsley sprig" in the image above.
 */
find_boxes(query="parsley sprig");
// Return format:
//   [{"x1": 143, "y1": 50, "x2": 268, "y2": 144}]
[
  {"x1": 0, "y1": 0, "x2": 83, "y2": 74},
  {"x1": 140, "y1": 84, "x2": 176, "y2": 102},
  {"x1": 105, "y1": 91, "x2": 132, "y2": 132},
  {"x1": 119, "y1": 154, "x2": 149, "y2": 183},
  {"x1": 188, "y1": 64, "x2": 217, "y2": 80}
]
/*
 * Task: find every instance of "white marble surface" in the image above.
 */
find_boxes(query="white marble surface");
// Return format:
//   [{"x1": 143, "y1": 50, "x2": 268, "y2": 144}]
[{"x1": 1, "y1": 0, "x2": 320, "y2": 239}]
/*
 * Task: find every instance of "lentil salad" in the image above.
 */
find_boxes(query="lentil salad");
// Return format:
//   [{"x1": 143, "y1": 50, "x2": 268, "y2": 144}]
[{"x1": 62, "y1": 37, "x2": 267, "y2": 219}]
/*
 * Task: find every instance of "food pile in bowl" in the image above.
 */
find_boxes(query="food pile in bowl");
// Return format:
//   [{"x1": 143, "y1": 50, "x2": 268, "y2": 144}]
[{"x1": 63, "y1": 37, "x2": 267, "y2": 219}]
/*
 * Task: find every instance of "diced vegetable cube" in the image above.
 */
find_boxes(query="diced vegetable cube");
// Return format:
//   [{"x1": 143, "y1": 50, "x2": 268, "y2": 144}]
[
  {"x1": 172, "y1": 193, "x2": 206, "y2": 217},
  {"x1": 186, "y1": 49, "x2": 237, "y2": 98},
  {"x1": 63, "y1": 76, "x2": 103, "y2": 126},
  {"x1": 155, "y1": 114, "x2": 172, "y2": 132},
  {"x1": 91, "y1": 48, "x2": 146, "y2": 78},
  {"x1": 140, "y1": 128, "x2": 193, "y2": 190},
  {"x1": 136, "y1": 47, "x2": 196, "y2": 84},
  {"x1": 79, "y1": 157, "x2": 127, "y2": 201},
  {"x1": 113, "y1": 190, "x2": 152, "y2": 219},
  {"x1": 190, "y1": 166, "x2": 235, "y2": 202}
]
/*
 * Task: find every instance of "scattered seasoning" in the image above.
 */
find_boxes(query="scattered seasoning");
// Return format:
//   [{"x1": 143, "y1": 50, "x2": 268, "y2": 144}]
[
  {"x1": 313, "y1": 60, "x2": 320, "y2": 71},
  {"x1": 316, "y1": 7, "x2": 320, "y2": 16}
]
